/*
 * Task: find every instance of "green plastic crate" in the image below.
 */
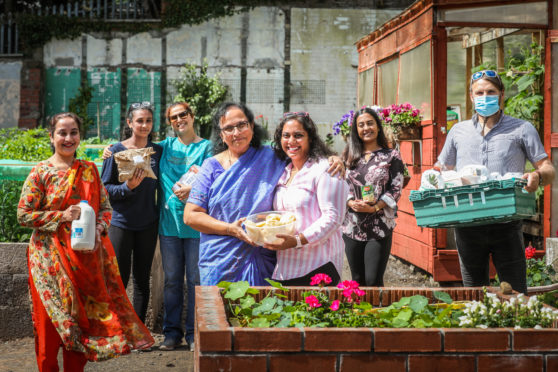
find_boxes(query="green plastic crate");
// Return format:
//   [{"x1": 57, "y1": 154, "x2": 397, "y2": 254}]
[{"x1": 409, "y1": 179, "x2": 536, "y2": 228}]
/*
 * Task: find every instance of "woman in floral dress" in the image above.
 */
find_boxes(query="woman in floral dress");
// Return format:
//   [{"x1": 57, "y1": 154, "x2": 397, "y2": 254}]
[
  {"x1": 17, "y1": 112, "x2": 153, "y2": 372},
  {"x1": 341, "y1": 107, "x2": 405, "y2": 287}
]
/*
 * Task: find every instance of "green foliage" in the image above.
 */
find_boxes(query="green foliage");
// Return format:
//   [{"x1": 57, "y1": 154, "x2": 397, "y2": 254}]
[
  {"x1": 0, "y1": 128, "x2": 112, "y2": 162},
  {"x1": 162, "y1": 0, "x2": 257, "y2": 28},
  {"x1": 0, "y1": 128, "x2": 53, "y2": 161},
  {"x1": 172, "y1": 62, "x2": 229, "y2": 139},
  {"x1": 16, "y1": 14, "x2": 150, "y2": 51},
  {"x1": 501, "y1": 43, "x2": 544, "y2": 130},
  {"x1": 219, "y1": 280, "x2": 467, "y2": 329},
  {"x1": 69, "y1": 82, "x2": 94, "y2": 136},
  {"x1": 0, "y1": 180, "x2": 31, "y2": 242},
  {"x1": 526, "y1": 258, "x2": 556, "y2": 287}
]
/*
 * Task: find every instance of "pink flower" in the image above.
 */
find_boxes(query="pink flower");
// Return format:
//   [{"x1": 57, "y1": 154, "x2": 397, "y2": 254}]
[
  {"x1": 305, "y1": 295, "x2": 322, "y2": 308},
  {"x1": 310, "y1": 273, "x2": 332, "y2": 287},
  {"x1": 330, "y1": 300, "x2": 340, "y2": 311},
  {"x1": 337, "y1": 280, "x2": 360, "y2": 290},
  {"x1": 338, "y1": 280, "x2": 364, "y2": 303}
]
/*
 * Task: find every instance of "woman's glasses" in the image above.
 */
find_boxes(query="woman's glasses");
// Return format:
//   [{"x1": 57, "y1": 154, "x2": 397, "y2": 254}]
[
  {"x1": 169, "y1": 110, "x2": 191, "y2": 123},
  {"x1": 130, "y1": 101, "x2": 153, "y2": 110},
  {"x1": 221, "y1": 120, "x2": 250, "y2": 135},
  {"x1": 471, "y1": 70, "x2": 499, "y2": 83}
]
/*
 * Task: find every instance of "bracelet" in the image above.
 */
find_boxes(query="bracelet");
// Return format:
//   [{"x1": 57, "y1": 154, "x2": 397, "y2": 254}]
[{"x1": 374, "y1": 205, "x2": 380, "y2": 213}]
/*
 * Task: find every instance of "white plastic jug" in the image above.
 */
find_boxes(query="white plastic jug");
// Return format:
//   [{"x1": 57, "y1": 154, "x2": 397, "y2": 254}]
[{"x1": 71, "y1": 200, "x2": 96, "y2": 251}]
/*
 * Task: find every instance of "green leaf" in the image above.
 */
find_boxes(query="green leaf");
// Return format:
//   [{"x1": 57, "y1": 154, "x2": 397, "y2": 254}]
[
  {"x1": 433, "y1": 291, "x2": 453, "y2": 304},
  {"x1": 239, "y1": 296, "x2": 256, "y2": 309},
  {"x1": 265, "y1": 278, "x2": 289, "y2": 292},
  {"x1": 252, "y1": 297, "x2": 277, "y2": 315},
  {"x1": 217, "y1": 281, "x2": 232, "y2": 290},
  {"x1": 409, "y1": 295, "x2": 429, "y2": 313},
  {"x1": 246, "y1": 288, "x2": 260, "y2": 295},
  {"x1": 224, "y1": 281, "x2": 250, "y2": 300},
  {"x1": 515, "y1": 74, "x2": 536, "y2": 92},
  {"x1": 250, "y1": 318, "x2": 270, "y2": 328}
]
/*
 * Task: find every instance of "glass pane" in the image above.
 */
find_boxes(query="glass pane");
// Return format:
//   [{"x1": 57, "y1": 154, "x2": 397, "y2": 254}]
[
  {"x1": 378, "y1": 57, "x2": 399, "y2": 108},
  {"x1": 439, "y1": 2, "x2": 547, "y2": 25},
  {"x1": 399, "y1": 41, "x2": 432, "y2": 120},
  {"x1": 446, "y1": 41, "x2": 467, "y2": 121},
  {"x1": 358, "y1": 67, "x2": 374, "y2": 107}
]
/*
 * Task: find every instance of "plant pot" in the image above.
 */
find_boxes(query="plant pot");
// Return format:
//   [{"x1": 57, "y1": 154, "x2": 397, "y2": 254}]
[{"x1": 392, "y1": 124, "x2": 422, "y2": 140}]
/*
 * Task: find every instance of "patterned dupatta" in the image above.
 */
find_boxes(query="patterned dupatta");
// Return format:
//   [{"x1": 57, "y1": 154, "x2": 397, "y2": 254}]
[{"x1": 22, "y1": 160, "x2": 153, "y2": 361}]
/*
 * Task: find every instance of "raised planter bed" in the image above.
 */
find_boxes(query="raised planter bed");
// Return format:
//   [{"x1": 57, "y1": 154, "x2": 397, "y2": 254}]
[{"x1": 195, "y1": 286, "x2": 558, "y2": 372}]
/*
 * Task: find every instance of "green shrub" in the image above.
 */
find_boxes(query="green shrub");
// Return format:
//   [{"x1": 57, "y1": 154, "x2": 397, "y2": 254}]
[
  {"x1": 172, "y1": 61, "x2": 229, "y2": 139},
  {"x1": 0, "y1": 180, "x2": 30, "y2": 242}
]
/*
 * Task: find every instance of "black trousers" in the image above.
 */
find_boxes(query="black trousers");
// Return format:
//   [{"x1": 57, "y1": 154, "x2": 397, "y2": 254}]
[
  {"x1": 455, "y1": 220, "x2": 526, "y2": 294},
  {"x1": 108, "y1": 223, "x2": 158, "y2": 322},
  {"x1": 343, "y1": 233, "x2": 392, "y2": 287},
  {"x1": 278, "y1": 261, "x2": 340, "y2": 286}
]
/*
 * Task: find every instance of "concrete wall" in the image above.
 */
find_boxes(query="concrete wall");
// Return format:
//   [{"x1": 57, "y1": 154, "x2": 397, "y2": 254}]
[
  {"x1": 0, "y1": 243, "x2": 33, "y2": 340},
  {"x1": 36, "y1": 6, "x2": 401, "y2": 153},
  {"x1": 0, "y1": 62, "x2": 21, "y2": 129}
]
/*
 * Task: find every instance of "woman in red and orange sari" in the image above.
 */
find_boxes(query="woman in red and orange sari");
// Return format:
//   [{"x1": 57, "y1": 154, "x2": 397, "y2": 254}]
[{"x1": 17, "y1": 112, "x2": 154, "y2": 372}]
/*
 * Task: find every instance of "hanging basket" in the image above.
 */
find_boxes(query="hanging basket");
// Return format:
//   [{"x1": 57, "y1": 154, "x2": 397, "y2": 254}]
[{"x1": 391, "y1": 124, "x2": 422, "y2": 141}]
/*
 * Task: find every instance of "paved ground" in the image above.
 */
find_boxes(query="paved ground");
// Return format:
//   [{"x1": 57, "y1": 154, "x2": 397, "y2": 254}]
[{"x1": 0, "y1": 255, "x2": 436, "y2": 371}]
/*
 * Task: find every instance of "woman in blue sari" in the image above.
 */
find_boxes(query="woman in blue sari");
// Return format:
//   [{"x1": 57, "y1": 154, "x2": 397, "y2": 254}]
[{"x1": 184, "y1": 103, "x2": 343, "y2": 285}]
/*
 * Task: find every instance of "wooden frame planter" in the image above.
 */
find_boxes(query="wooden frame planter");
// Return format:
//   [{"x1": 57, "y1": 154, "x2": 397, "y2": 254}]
[{"x1": 195, "y1": 286, "x2": 558, "y2": 372}]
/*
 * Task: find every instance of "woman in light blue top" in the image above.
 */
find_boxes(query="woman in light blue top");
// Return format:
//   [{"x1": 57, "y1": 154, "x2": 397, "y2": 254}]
[{"x1": 157, "y1": 102, "x2": 211, "y2": 351}]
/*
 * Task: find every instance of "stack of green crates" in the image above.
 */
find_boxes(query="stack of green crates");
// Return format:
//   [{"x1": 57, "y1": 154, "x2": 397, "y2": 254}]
[{"x1": 409, "y1": 179, "x2": 536, "y2": 228}]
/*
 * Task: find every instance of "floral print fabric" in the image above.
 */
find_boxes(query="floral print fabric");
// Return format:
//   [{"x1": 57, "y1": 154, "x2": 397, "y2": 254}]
[
  {"x1": 17, "y1": 159, "x2": 153, "y2": 361},
  {"x1": 342, "y1": 148, "x2": 405, "y2": 241}
]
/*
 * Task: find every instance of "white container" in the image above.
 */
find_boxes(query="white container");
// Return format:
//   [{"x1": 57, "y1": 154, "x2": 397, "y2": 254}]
[{"x1": 71, "y1": 200, "x2": 96, "y2": 251}]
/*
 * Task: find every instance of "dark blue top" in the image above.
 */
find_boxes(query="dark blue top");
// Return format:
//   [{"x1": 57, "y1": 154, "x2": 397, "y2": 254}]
[{"x1": 101, "y1": 141, "x2": 163, "y2": 231}]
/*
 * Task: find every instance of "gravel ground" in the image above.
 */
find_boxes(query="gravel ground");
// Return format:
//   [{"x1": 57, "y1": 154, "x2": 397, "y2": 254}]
[{"x1": 0, "y1": 255, "x2": 439, "y2": 372}]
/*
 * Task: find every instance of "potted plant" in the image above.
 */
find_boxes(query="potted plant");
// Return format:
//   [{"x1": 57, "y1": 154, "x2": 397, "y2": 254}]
[{"x1": 379, "y1": 103, "x2": 422, "y2": 141}]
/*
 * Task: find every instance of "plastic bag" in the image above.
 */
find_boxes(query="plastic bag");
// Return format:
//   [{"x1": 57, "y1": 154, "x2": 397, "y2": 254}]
[
  {"x1": 420, "y1": 169, "x2": 444, "y2": 190},
  {"x1": 459, "y1": 164, "x2": 488, "y2": 185},
  {"x1": 114, "y1": 147, "x2": 157, "y2": 182}
]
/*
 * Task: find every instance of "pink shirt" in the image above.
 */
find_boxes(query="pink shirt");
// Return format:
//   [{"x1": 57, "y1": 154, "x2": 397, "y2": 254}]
[{"x1": 272, "y1": 158, "x2": 349, "y2": 281}]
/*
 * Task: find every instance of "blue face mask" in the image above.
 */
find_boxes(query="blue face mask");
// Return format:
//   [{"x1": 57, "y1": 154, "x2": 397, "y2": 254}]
[{"x1": 474, "y1": 95, "x2": 500, "y2": 117}]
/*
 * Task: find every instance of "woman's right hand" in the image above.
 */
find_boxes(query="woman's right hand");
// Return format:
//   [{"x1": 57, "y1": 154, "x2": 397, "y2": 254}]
[
  {"x1": 126, "y1": 168, "x2": 146, "y2": 190},
  {"x1": 61, "y1": 204, "x2": 81, "y2": 222},
  {"x1": 227, "y1": 218, "x2": 256, "y2": 245},
  {"x1": 102, "y1": 144, "x2": 114, "y2": 160},
  {"x1": 348, "y1": 199, "x2": 373, "y2": 213}
]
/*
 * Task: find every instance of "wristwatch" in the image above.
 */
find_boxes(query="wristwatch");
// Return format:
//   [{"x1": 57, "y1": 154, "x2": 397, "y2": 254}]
[
  {"x1": 374, "y1": 205, "x2": 380, "y2": 213},
  {"x1": 535, "y1": 170, "x2": 543, "y2": 186},
  {"x1": 295, "y1": 234, "x2": 303, "y2": 250}
]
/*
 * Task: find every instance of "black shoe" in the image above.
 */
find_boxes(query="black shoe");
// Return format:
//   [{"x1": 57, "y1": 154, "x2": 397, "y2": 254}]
[{"x1": 159, "y1": 337, "x2": 180, "y2": 351}]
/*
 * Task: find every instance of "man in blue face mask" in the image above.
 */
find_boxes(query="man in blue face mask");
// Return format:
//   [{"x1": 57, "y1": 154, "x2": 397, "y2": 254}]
[{"x1": 436, "y1": 70, "x2": 555, "y2": 294}]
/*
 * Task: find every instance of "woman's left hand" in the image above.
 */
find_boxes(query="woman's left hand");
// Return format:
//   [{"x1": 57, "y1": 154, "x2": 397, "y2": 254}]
[
  {"x1": 350, "y1": 199, "x2": 376, "y2": 213},
  {"x1": 327, "y1": 155, "x2": 346, "y2": 178},
  {"x1": 264, "y1": 234, "x2": 297, "y2": 251},
  {"x1": 174, "y1": 184, "x2": 192, "y2": 201}
]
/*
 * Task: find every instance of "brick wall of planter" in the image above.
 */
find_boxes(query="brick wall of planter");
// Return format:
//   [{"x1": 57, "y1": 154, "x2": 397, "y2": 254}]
[{"x1": 195, "y1": 286, "x2": 558, "y2": 372}]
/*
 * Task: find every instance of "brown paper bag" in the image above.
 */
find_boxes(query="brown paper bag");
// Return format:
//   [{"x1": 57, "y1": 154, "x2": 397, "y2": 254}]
[{"x1": 114, "y1": 147, "x2": 157, "y2": 182}]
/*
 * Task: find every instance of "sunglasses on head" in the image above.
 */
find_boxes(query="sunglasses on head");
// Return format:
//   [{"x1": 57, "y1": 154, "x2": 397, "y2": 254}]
[
  {"x1": 471, "y1": 70, "x2": 499, "y2": 83},
  {"x1": 283, "y1": 111, "x2": 309, "y2": 118},
  {"x1": 169, "y1": 110, "x2": 191, "y2": 123},
  {"x1": 130, "y1": 101, "x2": 153, "y2": 110}
]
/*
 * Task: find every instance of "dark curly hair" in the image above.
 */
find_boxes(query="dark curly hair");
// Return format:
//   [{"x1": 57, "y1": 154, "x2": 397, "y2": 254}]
[
  {"x1": 211, "y1": 102, "x2": 266, "y2": 154},
  {"x1": 342, "y1": 107, "x2": 390, "y2": 169},
  {"x1": 273, "y1": 113, "x2": 333, "y2": 162}
]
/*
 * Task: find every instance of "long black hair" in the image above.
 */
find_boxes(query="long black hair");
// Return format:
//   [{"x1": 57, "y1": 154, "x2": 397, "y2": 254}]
[
  {"x1": 123, "y1": 102, "x2": 154, "y2": 141},
  {"x1": 342, "y1": 107, "x2": 390, "y2": 169},
  {"x1": 272, "y1": 113, "x2": 333, "y2": 162},
  {"x1": 211, "y1": 102, "x2": 266, "y2": 154}
]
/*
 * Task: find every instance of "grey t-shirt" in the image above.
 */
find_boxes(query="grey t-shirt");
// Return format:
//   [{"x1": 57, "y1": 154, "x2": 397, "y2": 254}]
[{"x1": 438, "y1": 114, "x2": 548, "y2": 174}]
